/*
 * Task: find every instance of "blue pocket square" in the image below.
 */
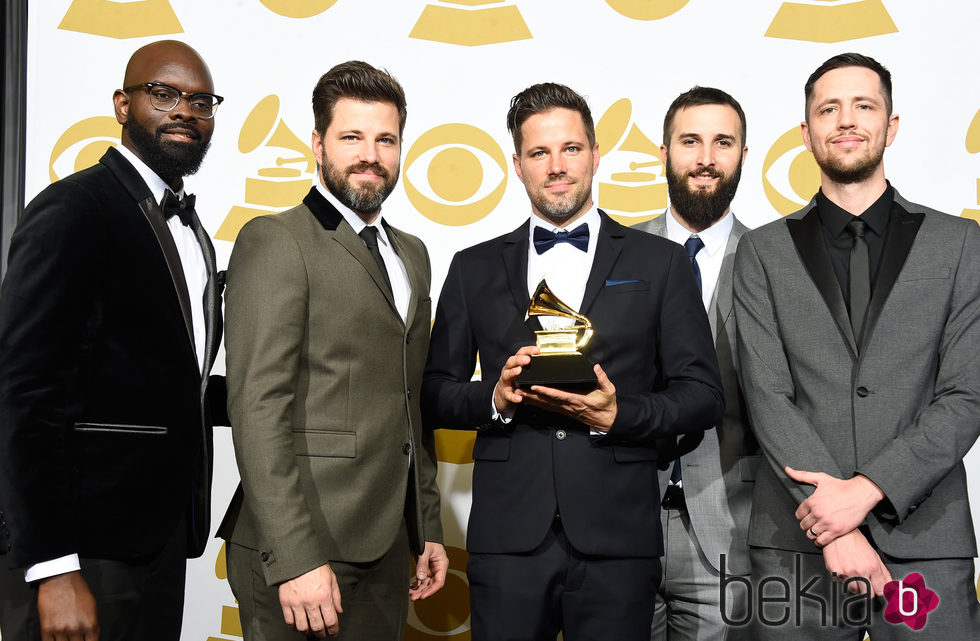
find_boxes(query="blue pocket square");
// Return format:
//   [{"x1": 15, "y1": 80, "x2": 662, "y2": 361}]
[{"x1": 605, "y1": 279, "x2": 642, "y2": 286}]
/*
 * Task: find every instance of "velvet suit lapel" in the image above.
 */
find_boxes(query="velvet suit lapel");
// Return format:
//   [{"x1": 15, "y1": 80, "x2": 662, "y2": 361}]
[
  {"x1": 101, "y1": 147, "x2": 198, "y2": 364},
  {"x1": 863, "y1": 202, "x2": 923, "y2": 347},
  {"x1": 787, "y1": 205, "x2": 858, "y2": 358}
]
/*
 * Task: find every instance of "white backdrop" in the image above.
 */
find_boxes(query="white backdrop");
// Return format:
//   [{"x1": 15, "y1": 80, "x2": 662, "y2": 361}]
[{"x1": 16, "y1": 2, "x2": 980, "y2": 639}]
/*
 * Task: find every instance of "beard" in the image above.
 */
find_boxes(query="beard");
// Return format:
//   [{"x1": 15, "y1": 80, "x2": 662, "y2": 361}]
[
  {"x1": 814, "y1": 141, "x2": 885, "y2": 185},
  {"x1": 665, "y1": 157, "x2": 741, "y2": 232},
  {"x1": 126, "y1": 115, "x2": 210, "y2": 185},
  {"x1": 321, "y1": 157, "x2": 399, "y2": 216},
  {"x1": 528, "y1": 175, "x2": 591, "y2": 223}
]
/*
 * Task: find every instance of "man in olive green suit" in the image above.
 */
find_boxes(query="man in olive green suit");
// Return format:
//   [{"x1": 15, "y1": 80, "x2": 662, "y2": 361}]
[{"x1": 219, "y1": 61, "x2": 446, "y2": 641}]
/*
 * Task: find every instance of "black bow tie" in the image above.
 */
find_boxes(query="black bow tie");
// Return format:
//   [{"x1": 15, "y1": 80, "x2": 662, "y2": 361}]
[
  {"x1": 533, "y1": 223, "x2": 590, "y2": 254},
  {"x1": 162, "y1": 190, "x2": 196, "y2": 227}
]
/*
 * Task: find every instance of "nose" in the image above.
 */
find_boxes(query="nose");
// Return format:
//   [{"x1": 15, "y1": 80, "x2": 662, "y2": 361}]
[
  {"x1": 169, "y1": 95, "x2": 196, "y2": 121},
  {"x1": 837, "y1": 107, "x2": 856, "y2": 129},
  {"x1": 357, "y1": 140, "x2": 379, "y2": 165},
  {"x1": 548, "y1": 152, "x2": 566, "y2": 176},
  {"x1": 697, "y1": 145, "x2": 714, "y2": 167}
]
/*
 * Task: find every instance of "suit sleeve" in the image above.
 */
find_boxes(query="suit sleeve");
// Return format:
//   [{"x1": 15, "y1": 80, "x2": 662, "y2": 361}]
[
  {"x1": 224, "y1": 216, "x2": 328, "y2": 585},
  {"x1": 421, "y1": 252, "x2": 497, "y2": 430},
  {"x1": 733, "y1": 232, "x2": 846, "y2": 506},
  {"x1": 413, "y1": 244, "x2": 444, "y2": 543},
  {"x1": 0, "y1": 181, "x2": 102, "y2": 567},
  {"x1": 606, "y1": 242, "x2": 725, "y2": 446},
  {"x1": 857, "y1": 221, "x2": 980, "y2": 522}
]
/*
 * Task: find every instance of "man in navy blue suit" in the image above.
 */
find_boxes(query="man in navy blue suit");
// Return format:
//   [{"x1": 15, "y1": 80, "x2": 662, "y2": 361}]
[{"x1": 422, "y1": 82, "x2": 724, "y2": 641}]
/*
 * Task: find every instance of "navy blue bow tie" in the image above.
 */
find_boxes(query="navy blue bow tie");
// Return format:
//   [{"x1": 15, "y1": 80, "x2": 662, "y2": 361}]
[{"x1": 533, "y1": 223, "x2": 590, "y2": 254}]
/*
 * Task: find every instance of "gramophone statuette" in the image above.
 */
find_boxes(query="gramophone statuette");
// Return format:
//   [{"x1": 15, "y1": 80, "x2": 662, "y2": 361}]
[{"x1": 519, "y1": 280, "x2": 599, "y2": 389}]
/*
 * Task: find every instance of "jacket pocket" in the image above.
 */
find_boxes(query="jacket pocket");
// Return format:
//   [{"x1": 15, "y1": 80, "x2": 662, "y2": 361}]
[
  {"x1": 898, "y1": 267, "x2": 950, "y2": 282},
  {"x1": 292, "y1": 430, "x2": 357, "y2": 458},
  {"x1": 604, "y1": 279, "x2": 649, "y2": 293},
  {"x1": 73, "y1": 422, "x2": 167, "y2": 435}
]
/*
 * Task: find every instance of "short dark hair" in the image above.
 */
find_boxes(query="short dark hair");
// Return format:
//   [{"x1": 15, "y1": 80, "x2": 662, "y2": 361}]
[
  {"x1": 506, "y1": 83, "x2": 595, "y2": 154},
  {"x1": 663, "y1": 86, "x2": 747, "y2": 148},
  {"x1": 312, "y1": 60, "x2": 407, "y2": 136},
  {"x1": 804, "y1": 52, "x2": 892, "y2": 122}
]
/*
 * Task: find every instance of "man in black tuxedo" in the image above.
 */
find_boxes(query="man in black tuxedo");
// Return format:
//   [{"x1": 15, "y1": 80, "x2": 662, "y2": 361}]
[
  {"x1": 0, "y1": 40, "x2": 224, "y2": 641},
  {"x1": 422, "y1": 83, "x2": 724, "y2": 641}
]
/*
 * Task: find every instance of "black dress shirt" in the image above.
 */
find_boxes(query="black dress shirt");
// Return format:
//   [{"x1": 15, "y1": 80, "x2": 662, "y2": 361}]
[{"x1": 816, "y1": 184, "x2": 893, "y2": 310}]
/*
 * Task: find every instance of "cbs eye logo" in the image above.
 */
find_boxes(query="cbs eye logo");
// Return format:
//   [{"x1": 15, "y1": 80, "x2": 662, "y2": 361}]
[
  {"x1": 403, "y1": 124, "x2": 507, "y2": 227},
  {"x1": 48, "y1": 116, "x2": 121, "y2": 183},
  {"x1": 259, "y1": 0, "x2": 338, "y2": 18},
  {"x1": 762, "y1": 125, "x2": 820, "y2": 216},
  {"x1": 605, "y1": 0, "x2": 690, "y2": 20}
]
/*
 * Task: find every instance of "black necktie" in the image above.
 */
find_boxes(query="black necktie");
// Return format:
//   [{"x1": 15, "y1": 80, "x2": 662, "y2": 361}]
[
  {"x1": 533, "y1": 223, "x2": 590, "y2": 254},
  {"x1": 670, "y1": 235, "x2": 706, "y2": 487},
  {"x1": 162, "y1": 190, "x2": 196, "y2": 227},
  {"x1": 846, "y1": 219, "x2": 870, "y2": 343},
  {"x1": 359, "y1": 226, "x2": 392, "y2": 294}
]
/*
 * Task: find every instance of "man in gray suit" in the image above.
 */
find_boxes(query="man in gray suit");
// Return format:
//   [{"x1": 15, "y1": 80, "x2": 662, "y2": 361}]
[
  {"x1": 735, "y1": 53, "x2": 980, "y2": 638},
  {"x1": 218, "y1": 61, "x2": 447, "y2": 640},
  {"x1": 636, "y1": 86, "x2": 758, "y2": 641}
]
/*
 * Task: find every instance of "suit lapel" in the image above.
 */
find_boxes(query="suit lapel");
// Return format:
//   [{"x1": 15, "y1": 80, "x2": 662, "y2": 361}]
[
  {"x1": 386, "y1": 223, "x2": 420, "y2": 325},
  {"x1": 502, "y1": 222, "x2": 532, "y2": 321},
  {"x1": 787, "y1": 204, "x2": 858, "y2": 357},
  {"x1": 580, "y1": 211, "x2": 624, "y2": 316},
  {"x1": 303, "y1": 188, "x2": 401, "y2": 319},
  {"x1": 862, "y1": 200, "x2": 923, "y2": 347},
  {"x1": 101, "y1": 148, "x2": 197, "y2": 361},
  {"x1": 710, "y1": 217, "x2": 746, "y2": 341},
  {"x1": 189, "y1": 214, "x2": 221, "y2": 379}
]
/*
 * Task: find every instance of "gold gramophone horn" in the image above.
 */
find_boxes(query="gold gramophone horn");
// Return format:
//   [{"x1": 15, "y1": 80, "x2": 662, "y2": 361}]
[{"x1": 525, "y1": 280, "x2": 593, "y2": 352}]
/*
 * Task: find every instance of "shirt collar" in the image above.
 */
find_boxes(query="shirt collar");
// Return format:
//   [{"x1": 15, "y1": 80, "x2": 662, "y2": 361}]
[
  {"x1": 816, "y1": 184, "x2": 894, "y2": 238},
  {"x1": 114, "y1": 144, "x2": 181, "y2": 205},
  {"x1": 528, "y1": 205, "x2": 601, "y2": 250},
  {"x1": 664, "y1": 207, "x2": 734, "y2": 257},
  {"x1": 316, "y1": 180, "x2": 392, "y2": 247}
]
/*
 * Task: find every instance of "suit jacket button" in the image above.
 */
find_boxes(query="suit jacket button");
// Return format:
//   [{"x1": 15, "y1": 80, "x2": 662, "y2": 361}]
[
  {"x1": 555, "y1": 430, "x2": 567, "y2": 440},
  {"x1": 856, "y1": 386, "x2": 869, "y2": 398},
  {"x1": 260, "y1": 552, "x2": 269, "y2": 562},
  {"x1": 406, "y1": 389, "x2": 412, "y2": 399},
  {"x1": 403, "y1": 442, "x2": 412, "y2": 455}
]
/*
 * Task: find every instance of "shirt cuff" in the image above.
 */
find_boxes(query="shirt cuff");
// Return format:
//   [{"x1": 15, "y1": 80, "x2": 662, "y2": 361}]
[
  {"x1": 25, "y1": 554, "x2": 81, "y2": 583},
  {"x1": 490, "y1": 385, "x2": 515, "y2": 424}
]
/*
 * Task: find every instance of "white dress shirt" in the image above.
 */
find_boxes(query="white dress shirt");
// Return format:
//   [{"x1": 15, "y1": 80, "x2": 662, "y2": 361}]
[
  {"x1": 316, "y1": 181, "x2": 411, "y2": 322},
  {"x1": 664, "y1": 207, "x2": 734, "y2": 312},
  {"x1": 26, "y1": 145, "x2": 209, "y2": 583}
]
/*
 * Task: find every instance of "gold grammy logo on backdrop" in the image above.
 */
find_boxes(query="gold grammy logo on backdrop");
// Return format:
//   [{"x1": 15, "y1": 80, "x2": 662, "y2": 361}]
[
  {"x1": 205, "y1": 543, "x2": 243, "y2": 641},
  {"x1": 59, "y1": 0, "x2": 183, "y2": 39},
  {"x1": 214, "y1": 95, "x2": 316, "y2": 242},
  {"x1": 403, "y1": 124, "x2": 507, "y2": 226},
  {"x1": 963, "y1": 108, "x2": 980, "y2": 224},
  {"x1": 405, "y1": 546, "x2": 471, "y2": 640},
  {"x1": 762, "y1": 126, "x2": 820, "y2": 216},
  {"x1": 259, "y1": 0, "x2": 338, "y2": 18},
  {"x1": 48, "y1": 116, "x2": 120, "y2": 183},
  {"x1": 410, "y1": 0, "x2": 532, "y2": 46},
  {"x1": 605, "y1": 0, "x2": 690, "y2": 21},
  {"x1": 765, "y1": 0, "x2": 897, "y2": 43},
  {"x1": 595, "y1": 99, "x2": 666, "y2": 226}
]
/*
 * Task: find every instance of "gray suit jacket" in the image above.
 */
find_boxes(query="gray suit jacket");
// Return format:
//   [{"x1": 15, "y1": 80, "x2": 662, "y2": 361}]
[
  {"x1": 217, "y1": 188, "x2": 443, "y2": 586},
  {"x1": 636, "y1": 212, "x2": 759, "y2": 575},
  {"x1": 734, "y1": 190, "x2": 980, "y2": 558}
]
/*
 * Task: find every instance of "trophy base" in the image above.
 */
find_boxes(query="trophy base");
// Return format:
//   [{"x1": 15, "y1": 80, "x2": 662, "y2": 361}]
[{"x1": 518, "y1": 353, "x2": 598, "y2": 390}]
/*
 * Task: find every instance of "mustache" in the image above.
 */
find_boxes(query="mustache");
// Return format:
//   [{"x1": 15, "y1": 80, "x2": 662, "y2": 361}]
[
  {"x1": 544, "y1": 174, "x2": 577, "y2": 187},
  {"x1": 346, "y1": 162, "x2": 390, "y2": 180},
  {"x1": 689, "y1": 167, "x2": 722, "y2": 179},
  {"x1": 156, "y1": 123, "x2": 201, "y2": 140}
]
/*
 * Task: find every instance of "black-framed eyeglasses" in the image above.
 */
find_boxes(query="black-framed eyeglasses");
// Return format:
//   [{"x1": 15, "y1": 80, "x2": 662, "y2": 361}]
[{"x1": 124, "y1": 81, "x2": 224, "y2": 119}]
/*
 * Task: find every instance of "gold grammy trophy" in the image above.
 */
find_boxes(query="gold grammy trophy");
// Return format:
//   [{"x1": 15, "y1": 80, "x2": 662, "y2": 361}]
[{"x1": 519, "y1": 280, "x2": 598, "y2": 389}]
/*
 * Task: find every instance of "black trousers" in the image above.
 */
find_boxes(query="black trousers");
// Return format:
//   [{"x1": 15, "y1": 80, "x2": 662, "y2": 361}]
[
  {"x1": 467, "y1": 517, "x2": 661, "y2": 641},
  {"x1": 0, "y1": 518, "x2": 188, "y2": 641}
]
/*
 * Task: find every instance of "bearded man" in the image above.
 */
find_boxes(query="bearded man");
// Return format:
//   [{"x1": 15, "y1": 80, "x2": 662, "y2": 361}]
[
  {"x1": 635, "y1": 86, "x2": 758, "y2": 641},
  {"x1": 0, "y1": 40, "x2": 225, "y2": 641},
  {"x1": 218, "y1": 60, "x2": 447, "y2": 641}
]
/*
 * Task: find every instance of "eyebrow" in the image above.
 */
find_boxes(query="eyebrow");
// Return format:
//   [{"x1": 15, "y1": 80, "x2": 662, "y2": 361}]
[{"x1": 677, "y1": 132, "x2": 737, "y2": 142}]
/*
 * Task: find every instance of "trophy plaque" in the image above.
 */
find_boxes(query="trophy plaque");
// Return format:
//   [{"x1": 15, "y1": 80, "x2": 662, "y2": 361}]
[{"x1": 518, "y1": 280, "x2": 599, "y2": 390}]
